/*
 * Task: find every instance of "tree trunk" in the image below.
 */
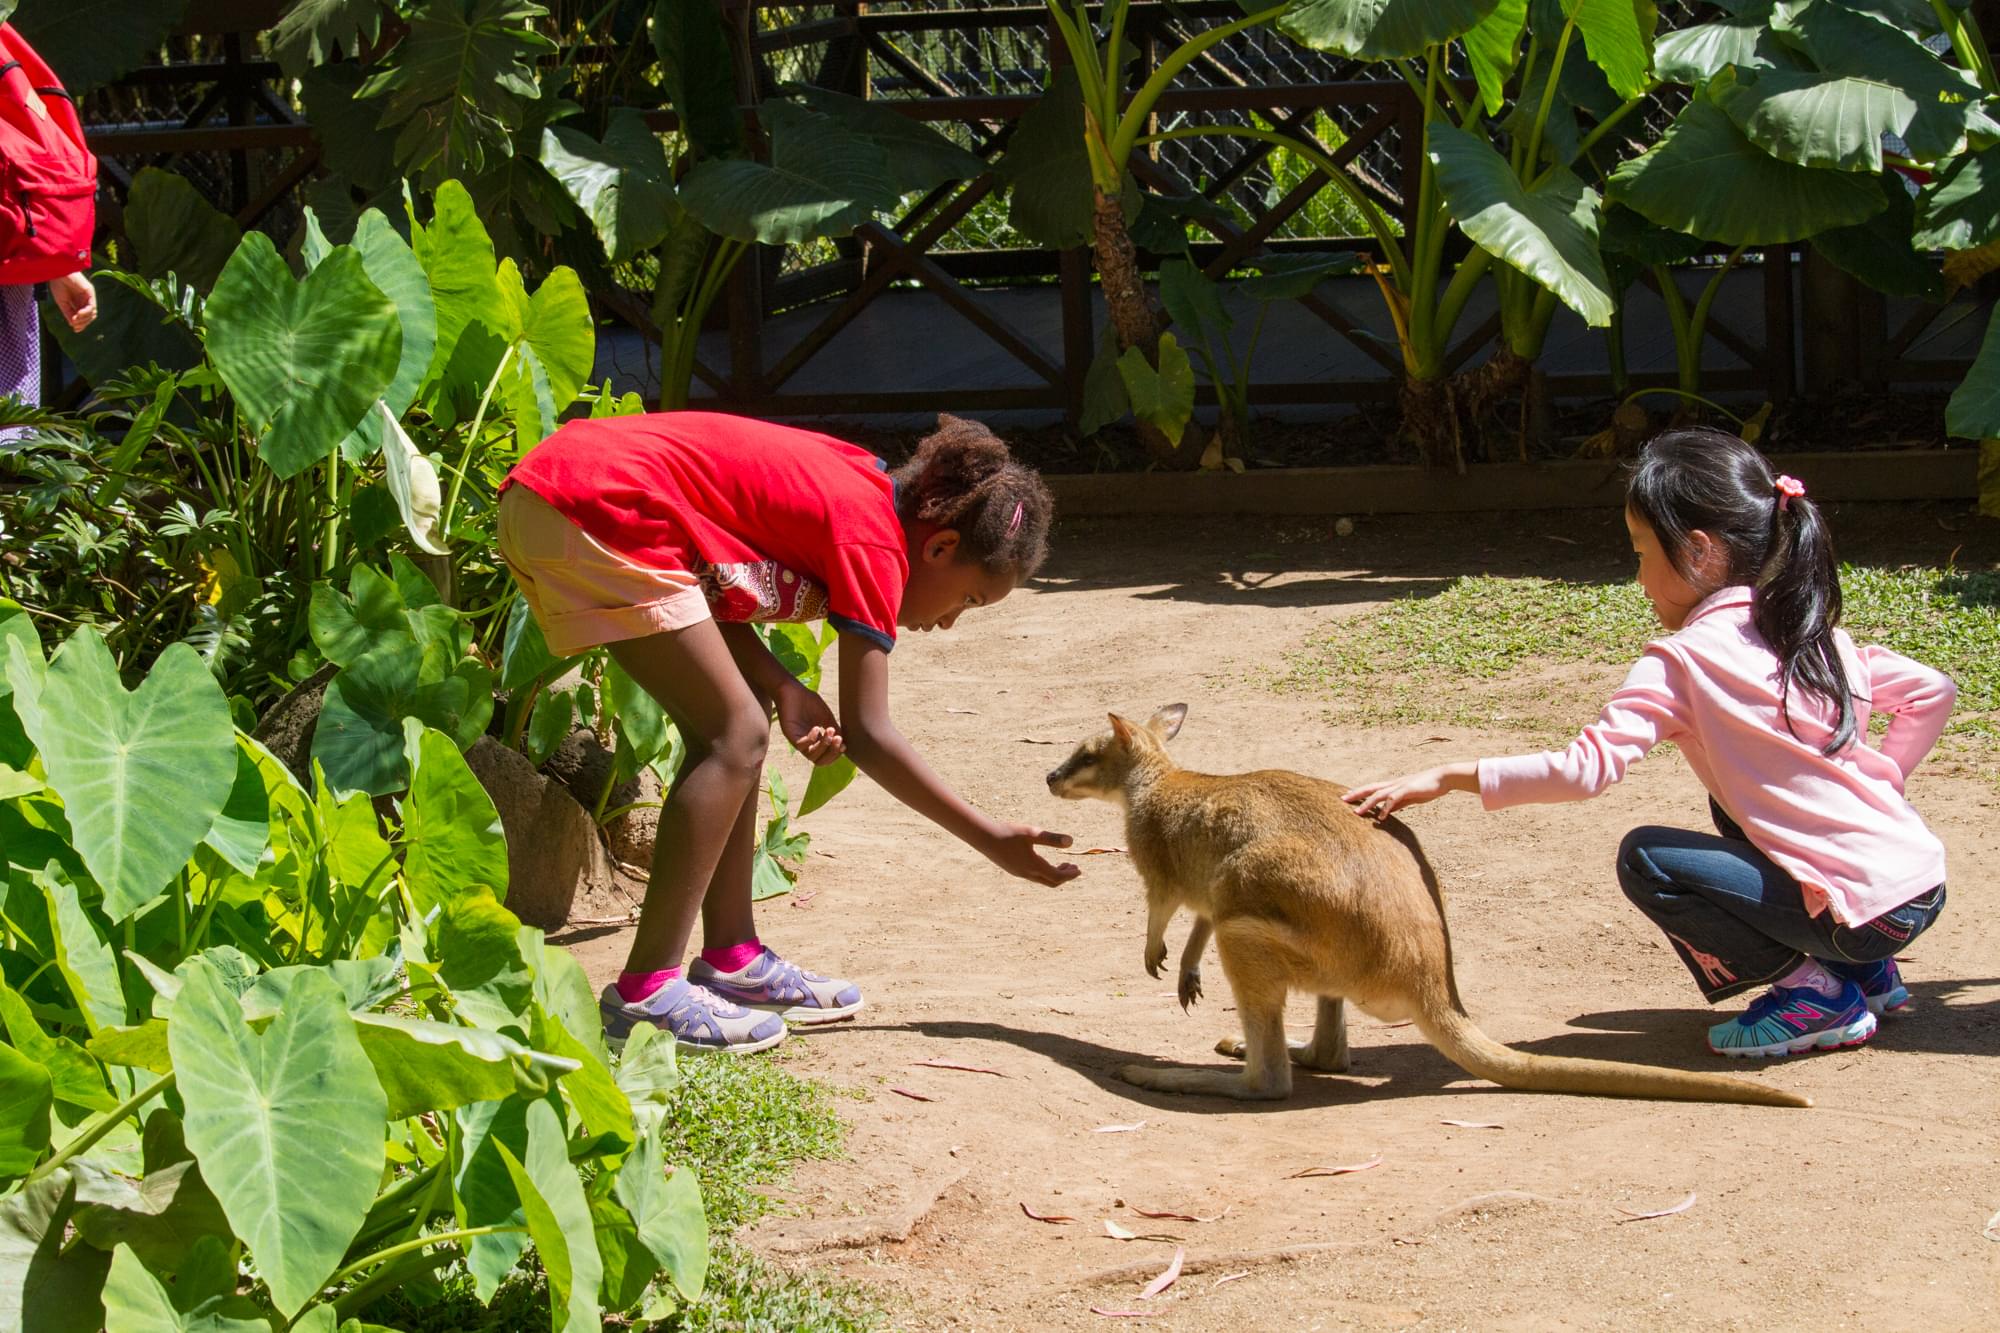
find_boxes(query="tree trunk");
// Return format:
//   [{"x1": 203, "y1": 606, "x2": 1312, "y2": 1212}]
[
  {"x1": 1400, "y1": 374, "x2": 1464, "y2": 471},
  {"x1": 1089, "y1": 186, "x2": 1201, "y2": 470}
]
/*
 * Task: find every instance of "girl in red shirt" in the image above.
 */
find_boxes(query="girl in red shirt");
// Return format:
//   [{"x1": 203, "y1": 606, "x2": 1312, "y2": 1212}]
[{"x1": 501, "y1": 412, "x2": 1077, "y2": 1052}]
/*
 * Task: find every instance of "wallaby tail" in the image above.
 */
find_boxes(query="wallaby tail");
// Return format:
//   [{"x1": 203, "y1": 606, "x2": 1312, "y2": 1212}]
[{"x1": 1416, "y1": 1005, "x2": 1812, "y2": 1109}]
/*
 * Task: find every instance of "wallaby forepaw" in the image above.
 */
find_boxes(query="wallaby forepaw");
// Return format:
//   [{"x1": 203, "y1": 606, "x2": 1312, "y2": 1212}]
[
  {"x1": 1143, "y1": 941, "x2": 1168, "y2": 979},
  {"x1": 1178, "y1": 970, "x2": 1202, "y2": 1011}
]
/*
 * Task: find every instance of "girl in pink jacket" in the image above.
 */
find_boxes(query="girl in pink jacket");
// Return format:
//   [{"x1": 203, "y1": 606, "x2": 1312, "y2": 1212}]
[{"x1": 1346, "y1": 429, "x2": 1954, "y2": 1060}]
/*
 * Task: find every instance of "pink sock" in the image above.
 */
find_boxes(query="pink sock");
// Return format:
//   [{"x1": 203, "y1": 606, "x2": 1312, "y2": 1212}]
[
  {"x1": 615, "y1": 967, "x2": 680, "y2": 1004},
  {"x1": 1778, "y1": 958, "x2": 1841, "y2": 998},
  {"x1": 700, "y1": 937, "x2": 764, "y2": 973}
]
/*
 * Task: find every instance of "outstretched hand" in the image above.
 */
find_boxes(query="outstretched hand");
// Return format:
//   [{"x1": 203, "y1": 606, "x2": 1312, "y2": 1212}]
[
  {"x1": 982, "y1": 822, "x2": 1080, "y2": 886},
  {"x1": 1342, "y1": 761, "x2": 1478, "y2": 820},
  {"x1": 776, "y1": 681, "x2": 845, "y2": 765}
]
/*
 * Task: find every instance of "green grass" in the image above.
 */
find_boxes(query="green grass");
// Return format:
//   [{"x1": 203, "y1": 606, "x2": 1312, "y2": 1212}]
[
  {"x1": 361, "y1": 1048, "x2": 879, "y2": 1331},
  {"x1": 1282, "y1": 565, "x2": 2000, "y2": 755}
]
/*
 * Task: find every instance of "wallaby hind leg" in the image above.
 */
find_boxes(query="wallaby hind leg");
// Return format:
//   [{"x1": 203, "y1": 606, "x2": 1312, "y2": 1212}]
[
  {"x1": 1123, "y1": 929, "x2": 1292, "y2": 1100},
  {"x1": 1214, "y1": 997, "x2": 1349, "y2": 1073}
]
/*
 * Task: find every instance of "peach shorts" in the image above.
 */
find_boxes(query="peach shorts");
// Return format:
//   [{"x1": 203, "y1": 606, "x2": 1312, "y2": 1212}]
[{"x1": 497, "y1": 485, "x2": 712, "y2": 656}]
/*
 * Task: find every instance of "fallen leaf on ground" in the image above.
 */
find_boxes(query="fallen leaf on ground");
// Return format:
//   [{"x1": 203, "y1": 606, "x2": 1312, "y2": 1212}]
[
  {"x1": 1544, "y1": 533, "x2": 1580, "y2": 545},
  {"x1": 888, "y1": 1087, "x2": 934, "y2": 1102},
  {"x1": 1131, "y1": 1205, "x2": 1230, "y2": 1222},
  {"x1": 1021, "y1": 1202, "x2": 1077, "y2": 1223},
  {"x1": 1080, "y1": 846, "x2": 1128, "y2": 855},
  {"x1": 1440, "y1": 1119, "x2": 1503, "y2": 1129},
  {"x1": 1093, "y1": 1121, "x2": 1147, "y2": 1133},
  {"x1": 1139, "y1": 1247, "x2": 1184, "y2": 1300},
  {"x1": 1104, "y1": 1219, "x2": 1138, "y2": 1240},
  {"x1": 1212, "y1": 1270, "x2": 1251, "y2": 1288},
  {"x1": 789, "y1": 889, "x2": 818, "y2": 909},
  {"x1": 913, "y1": 1058, "x2": 1004, "y2": 1076},
  {"x1": 1018, "y1": 737, "x2": 1064, "y2": 745},
  {"x1": 1616, "y1": 1191, "x2": 1697, "y2": 1222},
  {"x1": 1376, "y1": 1020, "x2": 1414, "y2": 1029},
  {"x1": 1419, "y1": 735, "x2": 1453, "y2": 744},
  {"x1": 1089, "y1": 1309, "x2": 1157, "y2": 1318},
  {"x1": 1984, "y1": 1208, "x2": 2000, "y2": 1242},
  {"x1": 946, "y1": 707, "x2": 979, "y2": 714},
  {"x1": 1287, "y1": 1154, "x2": 1382, "y2": 1179}
]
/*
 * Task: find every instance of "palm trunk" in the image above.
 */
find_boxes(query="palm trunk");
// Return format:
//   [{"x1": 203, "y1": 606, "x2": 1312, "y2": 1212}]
[{"x1": 1400, "y1": 374, "x2": 1464, "y2": 471}]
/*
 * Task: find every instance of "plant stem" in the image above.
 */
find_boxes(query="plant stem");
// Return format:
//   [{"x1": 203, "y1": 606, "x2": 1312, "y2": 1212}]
[
  {"x1": 28, "y1": 1071, "x2": 176, "y2": 1183},
  {"x1": 1685, "y1": 244, "x2": 1748, "y2": 392},
  {"x1": 1622, "y1": 385, "x2": 1745, "y2": 424},
  {"x1": 321, "y1": 447, "x2": 340, "y2": 580},
  {"x1": 1105, "y1": 3, "x2": 1290, "y2": 167},
  {"x1": 320, "y1": 1225, "x2": 527, "y2": 1295},
  {"x1": 1935, "y1": 0, "x2": 1999, "y2": 92},
  {"x1": 440, "y1": 345, "x2": 516, "y2": 542},
  {"x1": 1523, "y1": 20, "x2": 1576, "y2": 179}
]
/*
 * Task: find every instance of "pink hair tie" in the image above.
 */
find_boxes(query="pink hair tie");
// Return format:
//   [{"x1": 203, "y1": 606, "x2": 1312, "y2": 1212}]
[
  {"x1": 1774, "y1": 474, "x2": 1806, "y2": 511},
  {"x1": 1006, "y1": 501, "x2": 1023, "y2": 536}
]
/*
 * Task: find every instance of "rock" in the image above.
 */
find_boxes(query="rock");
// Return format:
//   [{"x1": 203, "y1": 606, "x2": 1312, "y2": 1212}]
[
  {"x1": 463, "y1": 736, "x2": 613, "y2": 929},
  {"x1": 251, "y1": 663, "x2": 339, "y2": 788},
  {"x1": 545, "y1": 726, "x2": 661, "y2": 870},
  {"x1": 605, "y1": 765, "x2": 663, "y2": 870}
]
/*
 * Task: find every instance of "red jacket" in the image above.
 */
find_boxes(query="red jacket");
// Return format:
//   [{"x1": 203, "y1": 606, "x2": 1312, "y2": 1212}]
[{"x1": 0, "y1": 22, "x2": 96, "y2": 284}]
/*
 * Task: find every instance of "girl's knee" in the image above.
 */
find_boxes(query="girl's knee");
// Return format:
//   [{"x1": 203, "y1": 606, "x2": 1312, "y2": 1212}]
[{"x1": 1615, "y1": 827, "x2": 1672, "y2": 903}]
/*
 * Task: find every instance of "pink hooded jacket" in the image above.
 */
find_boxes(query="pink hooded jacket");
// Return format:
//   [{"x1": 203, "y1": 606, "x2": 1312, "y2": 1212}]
[{"x1": 1478, "y1": 586, "x2": 1954, "y2": 925}]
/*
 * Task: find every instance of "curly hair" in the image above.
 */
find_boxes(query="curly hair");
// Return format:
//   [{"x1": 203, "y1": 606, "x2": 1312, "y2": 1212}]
[{"x1": 890, "y1": 414, "x2": 1054, "y2": 577}]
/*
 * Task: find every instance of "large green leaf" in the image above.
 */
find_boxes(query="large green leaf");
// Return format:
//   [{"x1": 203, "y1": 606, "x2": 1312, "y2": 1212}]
[
  {"x1": 530, "y1": 1005, "x2": 634, "y2": 1150},
  {"x1": 1159, "y1": 258, "x2": 1234, "y2": 358},
  {"x1": 1277, "y1": 0, "x2": 1501, "y2": 59},
  {"x1": 37, "y1": 865, "x2": 127, "y2": 1034},
  {"x1": 790, "y1": 85, "x2": 986, "y2": 195},
  {"x1": 413, "y1": 180, "x2": 508, "y2": 403},
  {"x1": 453, "y1": 1097, "x2": 531, "y2": 1300},
  {"x1": 1464, "y1": 0, "x2": 1528, "y2": 115},
  {"x1": 1716, "y1": 70, "x2": 1920, "y2": 173},
  {"x1": 205, "y1": 235, "x2": 401, "y2": 479},
  {"x1": 1429, "y1": 123, "x2": 1613, "y2": 326},
  {"x1": 652, "y1": 0, "x2": 741, "y2": 159},
  {"x1": 998, "y1": 66, "x2": 1093, "y2": 250},
  {"x1": 541, "y1": 109, "x2": 678, "y2": 263},
  {"x1": 348, "y1": 211, "x2": 439, "y2": 421},
  {"x1": 1914, "y1": 143, "x2": 2000, "y2": 249},
  {"x1": 679, "y1": 100, "x2": 899, "y2": 245},
  {"x1": 1235, "y1": 250, "x2": 1366, "y2": 301},
  {"x1": 798, "y1": 754, "x2": 858, "y2": 819},
  {"x1": 615, "y1": 1122, "x2": 707, "y2": 1302},
  {"x1": 98, "y1": 1243, "x2": 274, "y2": 1332},
  {"x1": 272, "y1": 0, "x2": 386, "y2": 76},
  {"x1": 201, "y1": 738, "x2": 274, "y2": 878},
  {"x1": 71, "y1": 1124, "x2": 234, "y2": 1289},
  {"x1": 356, "y1": 0, "x2": 556, "y2": 182},
  {"x1": 8, "y1": 0, "x2": 187, "y2": 92},
  {"x1": 300, "y1": 62, "x2": 402, "y2": 193},
  {"x1": 0, "y1": 1170, "x2": 111, "y2": 1333},
  {"x1": 1811, "y1": 175, "x2": 1943, "y2": 302},
  {"x1": 1563, "y1": 0, "x2": 1655, "y2": 102},
  {"x1": 401, "y1": 720, "x2": 509, "y2": 911},
  {"x1": 169, "y1": 959, "x2": 386, "y2": 1317},
  {"x1": 0, "y1": 979, "x2": 112, "y2": 1111},
  {"x1": 23, "y1": 631, "x2": 234, "y2": 920},
  {"x1": 124, "y1": 169, "x2": 242, "y2": 294},
  {"x1": 437, "y1": 885, "x2": 534, "y2": 1032},
  {"x1": 353, "y1": 1011, "x2": 550, "y2": 1119},
  {"x1": 1116, "y1": 334, "x2": 1196, "y2": 444},
  {"x1": 1605, "y1": 95, "x2": 1886, "y2": 244},
  {"x1": 1652, "y1": 3, "x2": 1799, "y2": 85},
  {"x1": 0, "y1": 1043, "x2": 52, "y2": 1178},
  {"x1": 1947, "y1": 305, "x2": 2000, "y2": 439},
  {"x1": 494, "y1": 260, "x2": 595, "y2": 451},
  {"x1": 495, "y1": 1098, "x2": 602, "y2": 1333}
]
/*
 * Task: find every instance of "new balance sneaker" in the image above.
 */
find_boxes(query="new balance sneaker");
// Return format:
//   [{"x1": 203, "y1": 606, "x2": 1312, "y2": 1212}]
[
  {"x1": 690, "y1": 946, "x2": 864, "y2": 1025},
  {"x1": 598, "y1": 976, "x2": 787, "y2": 1054},
  {"x1": 1825, "y1": 957, "x2": 1910, "y2": 1016},
  {"x1": 1707, "y1": 979, "x2": 1877, "y2": 1059}
]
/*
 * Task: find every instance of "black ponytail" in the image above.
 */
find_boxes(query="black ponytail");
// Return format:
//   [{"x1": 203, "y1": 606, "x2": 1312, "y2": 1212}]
[
  {"x1": 891, "y1": 414, "x2": 1054, "y2": 577},
  {"x1": 1627, "y1": 428, "x2": 1855, "y2": 754}
]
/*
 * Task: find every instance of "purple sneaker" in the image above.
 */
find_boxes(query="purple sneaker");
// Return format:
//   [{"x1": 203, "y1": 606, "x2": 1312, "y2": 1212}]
[
  {"x1": 1707, "y1": 979, "x2": 1876, "y2": 1059},
  {"x1": 598, "y1": 976, "x2": 787, "y2": 1054},
  {"x1": 690, "y1": 947, "x2": 864, "y2": 1026},
  {"x1": 1826, "y1": 957, "x2": 1911, "y2": 1016}
]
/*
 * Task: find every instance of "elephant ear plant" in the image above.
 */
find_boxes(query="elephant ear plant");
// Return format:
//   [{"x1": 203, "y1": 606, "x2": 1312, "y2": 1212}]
[{"x1": 0, "y1": 605, "x2": 710, "y2": 1330}]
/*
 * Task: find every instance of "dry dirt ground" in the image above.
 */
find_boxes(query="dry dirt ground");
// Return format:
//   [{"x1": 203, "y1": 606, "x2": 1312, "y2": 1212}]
[{"x1": 560, "y1": 504, "x2": 2000, "y2": 1331}]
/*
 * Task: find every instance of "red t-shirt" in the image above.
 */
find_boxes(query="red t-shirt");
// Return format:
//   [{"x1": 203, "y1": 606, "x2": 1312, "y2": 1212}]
[{"x1": 503, "y1": 412, "x2": 906, "y2": 650}]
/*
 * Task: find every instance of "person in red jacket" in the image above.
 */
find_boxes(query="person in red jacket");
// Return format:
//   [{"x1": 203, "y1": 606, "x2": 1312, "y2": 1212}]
[
  {"x1": 1, "y1": 21, "x2": 99, "y2": 415},
  {"x1": 500, "y1": 412, "x2": 1078, "y2": 1053}
]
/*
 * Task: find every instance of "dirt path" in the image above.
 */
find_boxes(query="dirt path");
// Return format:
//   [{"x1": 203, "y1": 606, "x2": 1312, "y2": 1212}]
[{"x1": 561, "y1": 507, "x2": 2000, "y2": 1330}]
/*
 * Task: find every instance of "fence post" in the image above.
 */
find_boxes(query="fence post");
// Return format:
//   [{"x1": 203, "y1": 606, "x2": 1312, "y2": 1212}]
[
  {"x1": 1761, "y1": 245, "x2": 1795, "y2": 406},
  {"x1": 1799, "y1": 246, "x2": 1861, "y2": 396}
]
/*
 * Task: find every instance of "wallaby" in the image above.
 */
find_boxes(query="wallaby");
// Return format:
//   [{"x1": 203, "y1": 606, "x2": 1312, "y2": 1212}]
[{"x1": 1046, "y1": 705, "x2": 1810, "y2": 1109}]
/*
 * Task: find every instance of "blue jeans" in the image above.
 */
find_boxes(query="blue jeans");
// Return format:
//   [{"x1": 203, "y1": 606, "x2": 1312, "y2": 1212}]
[{"x1": 1617, "y1": 801, "x2": 1947, "y2": 1003}]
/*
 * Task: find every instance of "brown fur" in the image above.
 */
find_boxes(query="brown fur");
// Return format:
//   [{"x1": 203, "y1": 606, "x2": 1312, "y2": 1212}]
[{"x1": 1046, "y1": 706, "x2": 1809, "y2": 1108}]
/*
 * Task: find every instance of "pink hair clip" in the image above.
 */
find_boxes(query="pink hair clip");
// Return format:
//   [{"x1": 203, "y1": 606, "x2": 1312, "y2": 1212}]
[
  {"x1": 1774, "y1": 474, "x2": 1805, "y2": 511},
  {"x1": 1006, "y1": 500, "x2": 1024, "y2": 536}
]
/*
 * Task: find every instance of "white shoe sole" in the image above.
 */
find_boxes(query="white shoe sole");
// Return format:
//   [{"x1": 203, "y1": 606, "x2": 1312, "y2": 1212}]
[
  {"x1": 1710, "y1": 1008, "x2": 1877, "y2": 1059},
  {"x1": 749, "y1": 997, "x2": 864, "y2": 1026}
]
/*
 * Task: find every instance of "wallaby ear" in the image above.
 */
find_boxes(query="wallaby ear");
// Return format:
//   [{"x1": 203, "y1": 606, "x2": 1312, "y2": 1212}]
[
  {"x1": 1147, "y1": 703, "x2": 1187, "y2": 741},
  {"x1": 1107, "y1": 713, "x2": 1137, "y2": 746}
]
